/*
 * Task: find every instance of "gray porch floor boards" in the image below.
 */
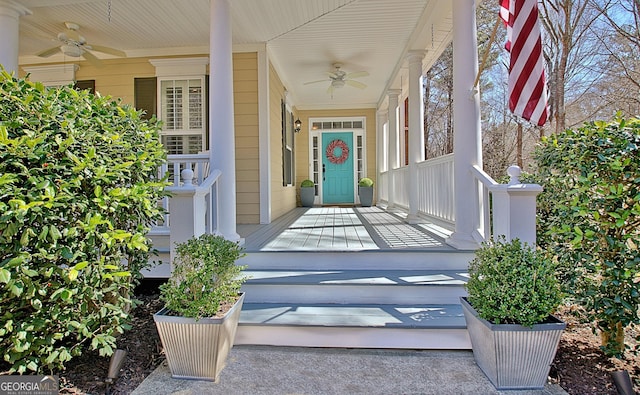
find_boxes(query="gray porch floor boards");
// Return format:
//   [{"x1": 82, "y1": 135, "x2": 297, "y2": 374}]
[{"x1": 238, "y1": 206, "x2": 453, "y2": 252}]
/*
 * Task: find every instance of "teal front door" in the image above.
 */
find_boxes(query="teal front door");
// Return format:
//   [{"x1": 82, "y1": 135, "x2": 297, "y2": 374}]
[{"x1": 322, "y1": 132, "x2": 354, "y2": 204}]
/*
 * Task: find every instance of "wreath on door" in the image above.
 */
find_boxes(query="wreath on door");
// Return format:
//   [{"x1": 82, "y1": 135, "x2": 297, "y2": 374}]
[{"x1": 326, "y1": 139, "x2": 349, "y2": 165}]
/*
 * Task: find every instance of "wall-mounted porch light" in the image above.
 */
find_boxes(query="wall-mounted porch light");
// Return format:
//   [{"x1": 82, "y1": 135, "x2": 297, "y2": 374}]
[{"x1": 294, "y1": 119, "x2": 302, "y2": 133}]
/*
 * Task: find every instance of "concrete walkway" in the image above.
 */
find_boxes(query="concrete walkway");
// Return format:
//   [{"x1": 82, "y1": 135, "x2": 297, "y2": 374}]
[{"x1": 131, "y1": 346, "x2": 568, "y2": 395}]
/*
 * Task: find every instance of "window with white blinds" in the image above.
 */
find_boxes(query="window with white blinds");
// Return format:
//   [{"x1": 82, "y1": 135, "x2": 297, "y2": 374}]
[{"x1": 159, "y1": 78, "x2": 205, "y2": 154}]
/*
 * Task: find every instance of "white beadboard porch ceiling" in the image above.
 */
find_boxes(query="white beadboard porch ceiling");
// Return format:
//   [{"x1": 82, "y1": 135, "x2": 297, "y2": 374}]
[{"x1": 17, "y1": 0, "x2": 453, "y2": 110}]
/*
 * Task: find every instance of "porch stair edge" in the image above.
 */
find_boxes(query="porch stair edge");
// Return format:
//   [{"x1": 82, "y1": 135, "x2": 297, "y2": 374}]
[
  {"x1": 241, "y1": 250, "x2": 474, "y2": 271},
  {"x1": 236, "y1": 251, "x2": 473, "y2": 350},
  {"x1": 236, "y1": 302, "x2": 471, "y2": 349}
]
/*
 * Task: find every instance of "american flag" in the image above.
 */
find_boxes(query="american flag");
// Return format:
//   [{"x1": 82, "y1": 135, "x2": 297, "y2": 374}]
[{"x1": 500, "y1": 0, "x2": 549, "y2": 126}]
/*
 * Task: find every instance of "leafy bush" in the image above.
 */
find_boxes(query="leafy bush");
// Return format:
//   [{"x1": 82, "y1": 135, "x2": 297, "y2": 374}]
[
  {"x1": 300, "y1": 179, "x2": 314, "y2": 188},
  {"x1": 465, "y1": 238, "x2": 562, "y2": 327},
  {"x1": 358, "y1": 177, "x2": 374, "y2": 187},
  {"x1": 159, "y1": 234, "x2": 247, "y2": 320},
  {"x1": 0, "y1": 70, "x2": 168, "y2": 373},
  {"x1": 534, "y1": 116, "x2": 640, "y2": 357}
]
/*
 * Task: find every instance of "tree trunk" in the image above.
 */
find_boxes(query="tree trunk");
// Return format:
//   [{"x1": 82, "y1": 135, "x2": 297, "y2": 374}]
[{"x1": 600, "y1": 321, "x2": 625, "y2": 354}]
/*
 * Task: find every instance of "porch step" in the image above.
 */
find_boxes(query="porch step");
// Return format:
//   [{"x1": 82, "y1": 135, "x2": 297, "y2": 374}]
[
  {"x1": 237, "y1": 254, "x2": 472, "y2": 349},
  {"x1": 242, "y1": 250, "x2": 474, "y2": 271},
  {"x1": 236, "y1": 302, "x2": 470, "y2": 349},
  {"x1": 242, "y1": 269, "x2": 468, "y2": 305}
]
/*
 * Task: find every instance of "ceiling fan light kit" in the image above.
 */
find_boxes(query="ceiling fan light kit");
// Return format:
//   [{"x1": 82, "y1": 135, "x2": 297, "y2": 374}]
[
  {"x1": 36, "y1": 22, "x2": 126, "y2": 66},
  {"x1": 304, "y1": 63, "x2": 368, "y2": 95}
]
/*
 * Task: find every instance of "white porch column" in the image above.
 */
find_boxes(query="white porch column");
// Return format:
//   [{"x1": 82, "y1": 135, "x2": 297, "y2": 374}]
[
  {"x1": 376, "y1": 109, "x2": 387, "y2": 205},
  {"x1": 387, "y1": 90, "x2": 401, "y2": 209},
  {"x1": 406, "y1": 50, "x2": 426, "y2": 224},
  {"x1": 209, "y1": 0, "x2": 240, "y2": 241},
  {"x1": 0, "y1": 0, "x2": 30, "y2": 75},
  {"x1": 446, "y1": 0, "x2": 483, "y2": 249}
]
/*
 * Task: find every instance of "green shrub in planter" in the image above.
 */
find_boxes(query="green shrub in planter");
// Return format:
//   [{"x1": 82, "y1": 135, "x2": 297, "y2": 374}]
[
  {"x1": 358, "y1": 177, "x2": 374, "y2": 187},
  {"x1": 465, "y1": 238, "x2": 563, "y2": 327},
  {"x1": 301, "y1": 179, "x2": 314, "y2": 188},
  {"x1": 0, "y1": 70, "x2": 168, "y2": 373},
  {"x1": 159, "y1": 234, "x2": 248, "y2": 320}
]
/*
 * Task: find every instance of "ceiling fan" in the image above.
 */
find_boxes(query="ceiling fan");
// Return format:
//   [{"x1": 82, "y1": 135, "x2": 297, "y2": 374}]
[
  {"x1": 36, "y1": 22, "x2": 126, "y2": 66},
  {"x1": 304, "y1": 63, "x2": 369, "y2": 96}
]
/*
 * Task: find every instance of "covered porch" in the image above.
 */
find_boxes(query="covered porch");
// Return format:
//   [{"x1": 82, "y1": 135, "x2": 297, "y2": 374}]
[{"x1": 5, "y1": 0, "x2": 543, "y2": 349}]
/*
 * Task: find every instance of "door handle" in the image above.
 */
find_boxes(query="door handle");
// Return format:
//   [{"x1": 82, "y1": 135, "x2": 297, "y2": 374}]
[{"x1": 323, "y1": 163, "x2": 326, "y2": 181}]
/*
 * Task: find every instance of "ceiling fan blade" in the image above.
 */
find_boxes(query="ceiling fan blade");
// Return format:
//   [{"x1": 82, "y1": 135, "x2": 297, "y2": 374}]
[
  {"x1": 346, "y1": 71, "x2": 369, "y2": 79},
  {"x1": 304, "y1": 79, "x2": 328, "y2": 85},
  {"x1": 89, "y1": 44, "x2": 126, "y2": 58},
  {"x1": 82, "y1": 50, "x2": 103, "y2": 68},
  {"x1": 36, "y1": 46, "x2": 61, "y2": 57},
  {"x1": 346, "y1": 80, "x2": 367, "y2": 89}
]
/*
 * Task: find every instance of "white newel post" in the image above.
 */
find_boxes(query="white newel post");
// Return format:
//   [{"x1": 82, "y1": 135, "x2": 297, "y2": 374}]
[
  {"x1": 168, "y1": 170, "x2": 207, "y2": 267},
  {"x1": 0, "y1": 0, "x2": 30, "y2": 75},
  {"x1": 209, "y1": 0, "x2": 240, "y2": 242},
  {"x1": 492, "y1": 166, "x2": 542, "y2": 246},
  {"x1": 406, "y1": 50, "x2": 426, "y2": 224},
  {"x1": 387, "y1": 90, "x2": 401, "y2": 209},
  {"x1": 446, "y1": 0, "x2": 483, "y2": 249}
]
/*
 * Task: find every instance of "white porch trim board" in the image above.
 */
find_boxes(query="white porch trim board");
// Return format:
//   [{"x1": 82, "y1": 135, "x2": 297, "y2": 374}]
[
  {"x1": 258, "y1": 45, "x2": 271, "y2": 224},
  {"x1": 386, "y1": 90, "x2": 401, "y2": 209},
  {"x1": 209, "y1": 0, "x2": 240, "y2": 241}
]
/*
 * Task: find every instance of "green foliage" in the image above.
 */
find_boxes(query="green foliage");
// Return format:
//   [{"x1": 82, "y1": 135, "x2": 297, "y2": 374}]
[
  {"x1": 466, "y1": 238, "x2": 563, "y2": 327},
  {"x1": 358, "y1": 177, "x2": 374, "y2": 187},
  {"x1": 0, "y1": 70, "x2": 168, "y2": 373},
  {"x1": 159, "y1": 234, "x2": 247, "y2": 320},
  {"x1": 300, "y1": 179, "x2": 314, "y2": 188},
  {"x1": 534, "y1": 116, "x2": 640, "y2": 357}
]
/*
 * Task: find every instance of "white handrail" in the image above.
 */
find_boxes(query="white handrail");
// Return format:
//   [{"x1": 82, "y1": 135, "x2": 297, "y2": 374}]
[
  {"x1": 470, "y1": 165, "x2": 498, "y2": 188},
  {"x1": 470, "y1": 164, "x2": 496, "y2": 241}
]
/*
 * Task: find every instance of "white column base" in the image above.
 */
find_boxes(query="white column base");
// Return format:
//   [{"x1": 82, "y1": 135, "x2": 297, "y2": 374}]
[
  {"x1": 446, "y1": 231, "x2": 481, "y2": 250},
  {"x1": 405, "y1": 214, "x2": 420, "y2": 225}
]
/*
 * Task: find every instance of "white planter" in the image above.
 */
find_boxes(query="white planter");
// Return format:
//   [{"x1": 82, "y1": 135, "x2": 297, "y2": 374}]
[
  {"x1": 460, "y1": 297, "x2": 565, "y2": 390},
  {"x1": 154, "y1": 293, "x2": 245, "y2": 382}
]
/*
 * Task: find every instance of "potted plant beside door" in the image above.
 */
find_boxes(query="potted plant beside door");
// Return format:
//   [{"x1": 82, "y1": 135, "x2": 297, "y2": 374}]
[
  {"x1": 461, "y1": 238, "x2": 565, "y2": 390},
  {"x1": 154, "y1": 234, "x2": 247, "y2": 382},
  {"x1": 358, "y1": 177, "x2": 374, "y2": 207},
  {"x1": 300, "y1": 179, "x2": 315, "y2": 207}
]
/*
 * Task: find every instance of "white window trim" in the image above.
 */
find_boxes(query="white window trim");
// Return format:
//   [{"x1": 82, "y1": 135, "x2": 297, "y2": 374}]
[
  {"x1": 22, "y1": 64, "x2": 78, "y2": 87},
  {"x1": 150, "y1": 58, "x2": 209, "y2": 155}
]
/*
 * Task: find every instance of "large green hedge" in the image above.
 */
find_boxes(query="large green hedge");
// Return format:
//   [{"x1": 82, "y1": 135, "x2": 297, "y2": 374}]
[
  {"x1": 534, "y1": 116, "x2": 640, "y2": 357},
  {"x1": 0, "y1": 70, "x2": 168, "y2": 373}
]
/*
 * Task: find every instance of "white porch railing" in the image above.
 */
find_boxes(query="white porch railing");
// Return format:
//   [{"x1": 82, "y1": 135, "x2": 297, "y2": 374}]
[
  {"x1": 379, "y1": 155, "x2": 540, "y2": 246},
  {"x1": 471, "y1": 165, "x2": 542, "y2": 246},
  {"x1": 160, "y1": 153, "x2": 211, "y2": 186},
  {"x1": 153, "y1": 154, "x2": 220, "y2": 247},
  {"x1": 381, "y1": 154, "x2": 455, "y2": 226},
  {"x1": 418, "y1": 153, "x2": 455, "y2": 225}
]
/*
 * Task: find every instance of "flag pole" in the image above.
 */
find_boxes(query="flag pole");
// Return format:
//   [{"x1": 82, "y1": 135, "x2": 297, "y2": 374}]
[{"x1": 473, "y1": 16, "x2": 502, "y2": 90}]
